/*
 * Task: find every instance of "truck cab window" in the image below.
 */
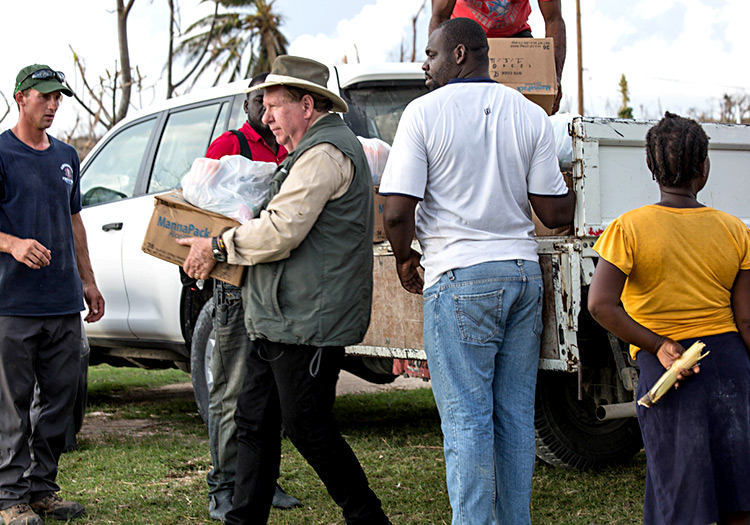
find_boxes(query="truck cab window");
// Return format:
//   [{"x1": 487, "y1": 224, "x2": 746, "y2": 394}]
[
  {"x1": 80, "y1": 118, "x2": 156, "y2": 207},
  {"x1": 148, "y1": 103, "x2": 224, "y2": 194},
  {"x1": 342, "y1": 82, "x2": 428, "y2": 144}
]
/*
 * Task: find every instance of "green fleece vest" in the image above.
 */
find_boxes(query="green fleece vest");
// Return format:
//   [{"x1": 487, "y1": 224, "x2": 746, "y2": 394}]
[{"x1": 242, "y1": 114, "x2": 374, "y2": 347}]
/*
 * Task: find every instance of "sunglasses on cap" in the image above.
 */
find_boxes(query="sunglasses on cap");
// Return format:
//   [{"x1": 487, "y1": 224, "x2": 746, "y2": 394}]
[{"x1": 14, "y1": 69, "x2": 66, "y2": 93}]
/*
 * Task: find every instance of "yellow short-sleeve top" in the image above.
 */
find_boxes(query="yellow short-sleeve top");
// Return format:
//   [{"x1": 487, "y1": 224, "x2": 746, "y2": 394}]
[{"x1": 593, "y1": 205, "x2": 750, "y2": 359}]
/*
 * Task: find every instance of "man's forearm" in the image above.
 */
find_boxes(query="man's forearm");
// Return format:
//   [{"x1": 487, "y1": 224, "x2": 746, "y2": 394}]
[
  {"x1": 386, "y1": 221, "x2": 415, "y2": 264},
  {"x1": 0, "y1": 231, "x2": 19, "y2": 255},
  {"x1": 544, "y1": 13, "x2": 566, "y2": 81},
  {"x1": 71, "y1": 214, "x2": 97, "y2": 286},
  {"x1": 429, "y1": 0, "x2": 457, "y2": 34},
  {"x1": 383, "y1": 195, "x2": 418, "y2": 263},
  {"x1": 528, "y1": 189, "x2": 576, "y2": 229},
  {"x1": 384, "y1": 205, "x2": 423, "y2": 295}
]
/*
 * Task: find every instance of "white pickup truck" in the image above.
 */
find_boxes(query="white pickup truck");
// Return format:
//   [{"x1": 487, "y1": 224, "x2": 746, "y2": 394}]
[{"x1": 78, "y1": 63, "x2": 750, "y2": 469}]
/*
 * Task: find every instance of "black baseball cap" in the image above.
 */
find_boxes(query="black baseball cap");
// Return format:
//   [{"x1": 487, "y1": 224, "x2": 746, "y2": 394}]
[{"x1": 14, "y1": 64, "x2": 73, "y2": 97}]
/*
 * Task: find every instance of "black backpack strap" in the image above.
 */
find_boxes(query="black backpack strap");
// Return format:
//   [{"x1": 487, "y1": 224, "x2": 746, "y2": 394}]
[{"x1": 230, "y1": 129, "x2": 253, "y2": 160}]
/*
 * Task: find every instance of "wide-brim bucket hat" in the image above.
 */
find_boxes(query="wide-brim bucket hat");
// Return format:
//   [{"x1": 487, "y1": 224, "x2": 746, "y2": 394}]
[{"x1": 245, "y1": 56, "x2": 348, "y2": 114}]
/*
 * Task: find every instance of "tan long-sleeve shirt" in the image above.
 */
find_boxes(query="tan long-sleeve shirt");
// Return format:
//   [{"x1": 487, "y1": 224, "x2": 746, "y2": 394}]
[{"x1": 222, "y1": 142, "x2": 354, "y2": 266}]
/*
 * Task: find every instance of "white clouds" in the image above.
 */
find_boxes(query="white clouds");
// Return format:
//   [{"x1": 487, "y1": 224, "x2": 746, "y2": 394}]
[
  {"x1": 288, "y1": 0, "x2": 428, "y2": 64},
  {"x1": 635, "y1": 0, "x2": 680, "y2": 19},
  {"x1": 559, "y1": 0, "x2": 750, "y2": 118},
  {"x1": 0, "y1": 4, "x2": 118, "y2": 133},
  {"x1": 716, "y1": 0, "x2": 750, "y2": 87}
]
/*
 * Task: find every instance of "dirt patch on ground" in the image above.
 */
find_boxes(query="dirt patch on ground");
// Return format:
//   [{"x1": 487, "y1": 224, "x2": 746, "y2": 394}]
[
  {"x1": 100, "y1": 381, "x2": 196, "y2": 403},
  {"x1": 79, "y1": 417, "x2": 161, "y2": 439},
  {"x1": 79, "y1": 382, "x2": 197, "y2": 440},
  {"x1": 335, "y1": 372, "x2": 431, "y2": 396},
  {"x1": 79, "y1": 373, "x2": 430, "y2": 440}
]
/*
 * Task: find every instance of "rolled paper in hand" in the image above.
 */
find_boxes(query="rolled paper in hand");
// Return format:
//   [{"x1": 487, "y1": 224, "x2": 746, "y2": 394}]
[{"x1": 637, "y1": 341, "x2": 709, "y2": 408}]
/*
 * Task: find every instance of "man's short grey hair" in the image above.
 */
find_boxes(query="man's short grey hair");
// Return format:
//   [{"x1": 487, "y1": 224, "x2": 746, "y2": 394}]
[{"x1": 281, "y1": 85, "x2": 334, "y2": 112}]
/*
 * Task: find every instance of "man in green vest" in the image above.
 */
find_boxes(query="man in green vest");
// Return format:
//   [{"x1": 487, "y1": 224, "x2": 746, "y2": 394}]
[{"x1": 178, "y1": 56, "x2": 389, "y2": 524}]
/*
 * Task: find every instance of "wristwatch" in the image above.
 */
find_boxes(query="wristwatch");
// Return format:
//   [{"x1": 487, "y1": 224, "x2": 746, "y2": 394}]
[{"x1": 211, "y1": 236, "x2": 227, "y2": 262}]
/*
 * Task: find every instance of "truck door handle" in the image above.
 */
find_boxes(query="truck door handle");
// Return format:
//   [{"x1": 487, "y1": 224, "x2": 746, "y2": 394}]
[{"x1": 102, "y1": 222, "x2": 123, "y2": 232}]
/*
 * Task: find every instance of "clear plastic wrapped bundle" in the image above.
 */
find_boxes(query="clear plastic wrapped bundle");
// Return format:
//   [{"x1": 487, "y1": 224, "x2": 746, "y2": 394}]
[
  {"x1": 181, "y1": 155, "x2": 277, "y2": 223},
  {"x1": 358, "y1": 136, "x2": 392, "y2": 186}
]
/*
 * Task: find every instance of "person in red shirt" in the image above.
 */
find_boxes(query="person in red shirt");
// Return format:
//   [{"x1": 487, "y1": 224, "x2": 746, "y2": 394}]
[
  {"x1": 202, "y1": 73, "x2": 297, "y2": 522},
  {"x1": 206, "y1": 74, "x2": 287, "y2": 163},
  {"x1": 429, "y1": 0, "x2": 566, "y2": 113}
]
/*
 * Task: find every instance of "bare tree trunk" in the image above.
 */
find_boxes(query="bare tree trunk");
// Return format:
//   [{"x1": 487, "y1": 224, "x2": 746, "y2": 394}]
[
  {"x1": 0, "y1": 92, "x2": 9, "y2": 125},
  {"x1": 410, "y1": 0, "x2": 425, "y2": 62},
  {"x1": 167, "y1": 0, "x2": 174, "y2": 99},
  {"x1": 115, "y1": 0, "x2": 135, "y2": 125},
  {"x1": 69, "y1": 46, "x2": 113, "y2": 125},
  {"x1": 168, "y1": 0, "x2": 220, "y2": 97},
  {"x1": 261, "y1": 30, "x2": 279, "y2": 68}
]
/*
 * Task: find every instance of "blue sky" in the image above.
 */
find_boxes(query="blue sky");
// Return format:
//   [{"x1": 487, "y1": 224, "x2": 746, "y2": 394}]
[{"x1": 0, "y1": 0, "x2": 747, "y2": 134}]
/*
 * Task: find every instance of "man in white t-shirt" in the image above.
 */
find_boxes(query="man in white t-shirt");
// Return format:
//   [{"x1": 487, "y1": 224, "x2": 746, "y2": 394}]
[{"x1": 379, "y1": 17, "x2": 574, "y2": 525}]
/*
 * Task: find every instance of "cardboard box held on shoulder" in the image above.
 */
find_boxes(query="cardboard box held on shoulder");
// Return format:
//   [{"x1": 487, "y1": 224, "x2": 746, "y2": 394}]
[
  {"x1": 488, "y1": 38, "x2": 557, "y2": 115},
  {"x1": 142, "y1": 190, "x2": 245, "y2": 286}
]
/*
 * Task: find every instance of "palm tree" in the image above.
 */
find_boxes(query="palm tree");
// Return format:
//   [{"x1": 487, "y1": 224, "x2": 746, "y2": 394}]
[
  {"x1": 174, "y1": 0, "x2": 287, "y2": 88},
  {"x1": 251, "y1": 0, "x2": 287, "y2": 74}
]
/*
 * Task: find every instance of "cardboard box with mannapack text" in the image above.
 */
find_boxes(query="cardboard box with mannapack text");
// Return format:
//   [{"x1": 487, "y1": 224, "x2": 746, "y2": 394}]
[{"x1": 142, "y1": 190, "x2": 245, "y2": 286}]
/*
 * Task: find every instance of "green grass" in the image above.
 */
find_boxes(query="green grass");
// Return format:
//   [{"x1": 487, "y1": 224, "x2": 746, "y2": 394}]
[
  {"x1": 87, "y1": 364, "x2": 187, "y2": 394},
  {"x1": 54, "y1": 365, "x2": 647, "y2": 524}
]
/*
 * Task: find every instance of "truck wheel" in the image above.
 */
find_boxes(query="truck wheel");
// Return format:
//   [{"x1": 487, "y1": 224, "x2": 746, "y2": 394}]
[
  {"x1": 190, "y1": 299, "x2": 215, "y2": 425},
  {"x1": 534, "y1": 370, "x2": 642, "y2": 469}
]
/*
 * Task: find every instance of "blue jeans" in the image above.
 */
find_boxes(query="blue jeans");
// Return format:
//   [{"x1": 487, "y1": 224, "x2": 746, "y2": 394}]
[
  {"x1": 207, "y1": 282, "x2": 249, "y2": 497},
  {"x1": 423, "y1": 260, "x2": 543, "y2": 525}
]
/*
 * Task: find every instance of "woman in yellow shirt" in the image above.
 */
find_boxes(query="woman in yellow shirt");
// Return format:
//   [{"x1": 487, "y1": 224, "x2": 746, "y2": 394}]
[{"x1": 588, "y1": 112, "x2": 750, "y2": 525}]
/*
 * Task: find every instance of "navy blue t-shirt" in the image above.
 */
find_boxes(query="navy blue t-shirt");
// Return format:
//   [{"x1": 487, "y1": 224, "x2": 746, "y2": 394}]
[{"x1": 0, "y1": 130, "x2": 84, "y2": 316}]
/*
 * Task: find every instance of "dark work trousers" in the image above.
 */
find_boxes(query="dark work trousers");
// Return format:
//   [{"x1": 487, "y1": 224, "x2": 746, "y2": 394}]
[
  {"x1": 0, "y1": 314, "x2": 81, "y2": 509},
  {"x1": 225, "y1": 340, "x2": 388, "y2": 525}
]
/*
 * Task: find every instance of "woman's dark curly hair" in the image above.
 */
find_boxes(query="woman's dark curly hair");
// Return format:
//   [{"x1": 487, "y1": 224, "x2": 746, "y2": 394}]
[{"x1": 645, "y1": 112, "x2": 709, "y2": 187}]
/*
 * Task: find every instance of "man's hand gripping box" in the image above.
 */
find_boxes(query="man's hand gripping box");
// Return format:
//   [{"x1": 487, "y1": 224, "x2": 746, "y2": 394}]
[{"x1": 142, "y1": 190, "x2": 245, "y2": 286}]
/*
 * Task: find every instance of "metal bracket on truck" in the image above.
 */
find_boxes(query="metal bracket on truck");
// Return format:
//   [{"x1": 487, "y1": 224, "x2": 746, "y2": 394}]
[{"x1": 537, "y1": 237, "x2": 581, "y2": 373}]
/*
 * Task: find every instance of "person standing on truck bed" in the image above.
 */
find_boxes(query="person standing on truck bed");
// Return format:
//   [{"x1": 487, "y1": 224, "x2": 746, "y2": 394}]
[
  {"x1": 0, "y1": 65, "x2": 105, "y2": 525},
  {"x1": 178, "y1": 55, "x2": 391, "y2": 525},
  {"x1": 201, "y1": 72, "x2": 299, "y2": 522},
  {"x1": 429, "y1": 0, "x2": 566, "y2": 114},
  {"x1": 587, "y1": 112, "x2": 750, "y2": 525},
  {"x1": 380, "y1": 18, "x2": 574, "y2": 525}
]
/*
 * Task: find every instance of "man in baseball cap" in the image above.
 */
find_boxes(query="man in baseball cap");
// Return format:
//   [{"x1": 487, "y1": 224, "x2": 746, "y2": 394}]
[{"x1": 0, "y1": 64, "x2": 103, "y2": 525}]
